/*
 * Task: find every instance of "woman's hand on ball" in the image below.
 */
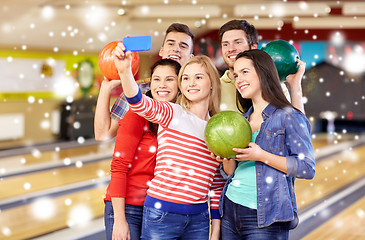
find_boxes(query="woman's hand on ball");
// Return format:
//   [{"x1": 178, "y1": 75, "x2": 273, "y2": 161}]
[
  {"x1": 211, "y1": 153, "x2": 225, "y2": 162},
  {"x1": 101, "y1": 78, "x2": 122, "y2": 91},
  {"x1": 233, "y1": 142, "x2": 264, "y2": 162},
  {"x1": 211, "y1": 153, "x2": 237, "y2": 176}
]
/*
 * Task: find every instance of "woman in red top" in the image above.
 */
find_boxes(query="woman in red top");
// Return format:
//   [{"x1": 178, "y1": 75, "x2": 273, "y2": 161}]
[{"x1": 104, "y1": 59, "x2": 181, "y2": 240}]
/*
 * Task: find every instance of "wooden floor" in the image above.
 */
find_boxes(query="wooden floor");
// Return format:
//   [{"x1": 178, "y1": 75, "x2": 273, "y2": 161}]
[
  {"x1": 296, "y1": 144, "x2": 365, "y2": 210},
  {"x1": 0, "y1": 159, "x2": 111, "y2": 200},
  {"x1": 0, "y1": 187, "x2": 106, "y2": 240},
  {"x1": 0, "y1": 133, "x2": 364, "y2": 239},
  {"x1": 302, "y1": 196, "x2": 365, "y2": 240}
]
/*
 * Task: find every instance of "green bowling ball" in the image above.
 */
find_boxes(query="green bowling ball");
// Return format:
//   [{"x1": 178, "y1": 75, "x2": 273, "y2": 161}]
[
  {"x1": 261, "y1": 40, "x2": 300, "y2": 82},
  {"x1": 205, "y1": 111, "x2": 252, "y2": 159}
]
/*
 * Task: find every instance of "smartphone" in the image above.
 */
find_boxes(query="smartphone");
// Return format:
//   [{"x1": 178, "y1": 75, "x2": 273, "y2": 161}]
[{"x1": 123, "y1": 36, "x2": 152, "y2": 52}]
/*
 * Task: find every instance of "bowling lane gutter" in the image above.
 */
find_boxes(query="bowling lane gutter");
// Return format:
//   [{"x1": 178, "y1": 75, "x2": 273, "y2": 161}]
[
  {"x1": 0, "y1": 176, "x2": 110, "y2": 210},
  {"x1": 290, "y1": 176, "x2": 365, "y2": 239}
]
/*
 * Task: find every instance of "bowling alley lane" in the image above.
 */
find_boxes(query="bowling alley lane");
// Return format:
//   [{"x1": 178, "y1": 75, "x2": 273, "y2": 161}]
[
  {"x1": 0, "y1": 140, "x2": 115, "y2": 177},
  {"x1": 0, "y1": 187, "x2": 106, "y2": 240},
  {"x1": 0, "y1": 158, "x2": 111, "y2": 202},
  {"x1": 0, "y1": 133, "x2": 363, "y2": 239},
  {"x1": 311, "y1": 132, "x2": 361, "y2": 154},
  {"x1": 295, "y1": 143, "x2": 365, "y2": 210},
  {"x1": 301, "y1": 196, "x2": 365, "y2": 240}
]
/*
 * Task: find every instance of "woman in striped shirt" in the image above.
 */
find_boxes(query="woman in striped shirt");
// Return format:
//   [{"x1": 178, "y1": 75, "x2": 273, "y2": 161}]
[
  {"x1": 104, "y1": 59, "x2": 182, "y2": 240},
  {"x1": 113, "y1": 43, "x2": 225, "y2": 240}
]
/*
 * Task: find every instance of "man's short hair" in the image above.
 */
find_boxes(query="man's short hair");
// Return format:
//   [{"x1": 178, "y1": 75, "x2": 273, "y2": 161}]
[
  {"x1": 165, "y1": 23, "x2": 195, "y2": 42},
  {"x1": 218, "y1": 19, "x2": 259, "y2": 47}
]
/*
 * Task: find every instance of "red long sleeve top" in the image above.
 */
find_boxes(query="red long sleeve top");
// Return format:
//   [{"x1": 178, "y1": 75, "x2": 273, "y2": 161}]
[{"x1": 104, "y1": 110, "x2": 157, "y2": 206}]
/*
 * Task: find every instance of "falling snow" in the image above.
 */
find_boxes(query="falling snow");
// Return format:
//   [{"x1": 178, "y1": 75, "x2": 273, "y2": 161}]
[{"x1": 0, "y1": 1, "x2": 364, "y2": 239}]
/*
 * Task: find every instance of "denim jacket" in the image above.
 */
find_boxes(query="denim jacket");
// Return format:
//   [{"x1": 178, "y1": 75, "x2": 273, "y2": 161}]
[{"x1": 219, "y1": 104, "x2": 315, "y2": 229}]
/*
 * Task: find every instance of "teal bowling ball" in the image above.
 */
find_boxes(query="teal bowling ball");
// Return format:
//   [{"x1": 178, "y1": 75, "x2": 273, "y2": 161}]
[
  {"x1": 261, "y1": 40, "x2": 300, "y2": 82},
  {"x1": 205, "y1": 111, "x2": 252, "y2": 159}
]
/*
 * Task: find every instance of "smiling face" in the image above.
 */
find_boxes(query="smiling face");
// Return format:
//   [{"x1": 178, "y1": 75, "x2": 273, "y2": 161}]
[
  {"x1": 180, "y1": 63, "x2": 212, "y2": 103},
  {"x1": 150, "y1": 65, "x2": 179, "y2": 102},
  {"x1": 221, "y1": 29, "x2": 251, "y2": 69},
  {"x1": 159, "y1": 31, "x2": 194, "y2": 65},
  {"x1": 233, "y1": 57, "x2": 262, "y2": 101}
]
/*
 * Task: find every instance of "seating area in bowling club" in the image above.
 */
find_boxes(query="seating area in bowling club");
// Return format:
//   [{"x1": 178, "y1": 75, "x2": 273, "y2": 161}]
[{"x1": 1, "y1": 1, "x2": 365, "y2": 239}]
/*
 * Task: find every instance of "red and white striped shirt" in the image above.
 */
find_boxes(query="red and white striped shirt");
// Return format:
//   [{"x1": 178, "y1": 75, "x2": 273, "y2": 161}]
[{"x1": 128, "y1": 91, "x2": 225, "y2": 218}]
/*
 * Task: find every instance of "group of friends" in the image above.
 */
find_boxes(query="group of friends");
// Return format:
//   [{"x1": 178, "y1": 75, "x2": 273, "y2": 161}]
[{"x1": 94, "y1": 19, "x2": 316, "y2": 240}]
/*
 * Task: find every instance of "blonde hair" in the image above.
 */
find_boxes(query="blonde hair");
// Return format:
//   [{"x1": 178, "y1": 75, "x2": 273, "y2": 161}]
[{"x1": 177, "y1": 55, "x2": 221, "y2": 116}]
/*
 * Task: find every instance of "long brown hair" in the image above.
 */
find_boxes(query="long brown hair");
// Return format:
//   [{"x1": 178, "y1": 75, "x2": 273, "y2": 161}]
[
  {"x1": 235, "y1": 49, "x2": 297, "y2": 111},
  {"x1": 177, "y1": 55, "x2": 221, "y2": 116}
]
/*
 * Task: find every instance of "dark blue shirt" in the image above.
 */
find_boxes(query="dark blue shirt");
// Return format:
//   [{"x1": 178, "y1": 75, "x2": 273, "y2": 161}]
[{"x1": 219, "y1": 104, "x2": 315, "y2": 229}]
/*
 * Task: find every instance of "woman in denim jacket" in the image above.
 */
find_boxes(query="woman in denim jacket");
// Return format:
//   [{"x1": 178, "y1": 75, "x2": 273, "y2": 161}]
[{"x1": 216, "y1": 49, "x2": 315, "y2": 239}]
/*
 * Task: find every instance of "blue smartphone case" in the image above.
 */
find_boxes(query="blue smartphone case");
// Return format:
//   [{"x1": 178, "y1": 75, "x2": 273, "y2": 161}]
[{"x1": 123, "y1": 36, "x2": 152, "y2": 52}]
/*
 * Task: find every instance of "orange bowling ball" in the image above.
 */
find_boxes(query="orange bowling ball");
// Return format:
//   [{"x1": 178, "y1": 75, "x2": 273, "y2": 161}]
[{"x1": 98, "y1": 41, "x2": 140, "y2": 80}]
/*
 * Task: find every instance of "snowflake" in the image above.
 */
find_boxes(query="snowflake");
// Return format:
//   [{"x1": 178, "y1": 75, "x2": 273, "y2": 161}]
[
  {"x1": 77, "y1": 136, "x2": 85, "y2": 144},
  {"x1": 149, "y1": 146, "x2": 157, "y2": 153},
  {"x1": 232, "y1": 180, "x2": 240, "y2": 187},
  {"x1": 154, "y1": 202, "x2": 162, "y2": 209},
  {"x1": 265, "y1": 177, "x2": 273, "y2": 184},
  {"x1": 356, "y1": 209, "x2": 364, "y2": 219},
  {"x1": 208, "y1": 190, "x2": 216, "y2": 197},
  {"x1": 65, "y1": 198, "x2": 72, "y2": 206},
  {"x1": 31, "y1": 198, "x2": 56, "y2": 220},
  {"x1": 31, "y1": 149, "x2": 41, "y2": 158},
  {"x1": 24, "y1": 182, "x2": 31, "y2": 190},
  {"x1": 63, "y1": 158, "x2": 71, "y2": 165},
  {"x1": 1, "y1": 227, "x2": 11, "y2": 237},
  {"x1": 75, "y1": 161, "x2": 83, "y2": 168}
]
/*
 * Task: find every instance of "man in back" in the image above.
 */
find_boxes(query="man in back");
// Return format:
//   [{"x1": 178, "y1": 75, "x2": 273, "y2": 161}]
[{"x1": 218, "y1": 19, "x2": 306, "y2": 113}]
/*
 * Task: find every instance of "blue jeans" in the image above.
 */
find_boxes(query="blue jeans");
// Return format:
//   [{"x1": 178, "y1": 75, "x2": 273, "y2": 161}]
[
  {"x1": 104, "y1": 201, "x2": 143, "y2": 240},
  {"x1": 141, "y1": 205, "x2": 210, "y2": 240},
  {"x1": 222, "y1": 196, "x2": 289, "y2": 240}
]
